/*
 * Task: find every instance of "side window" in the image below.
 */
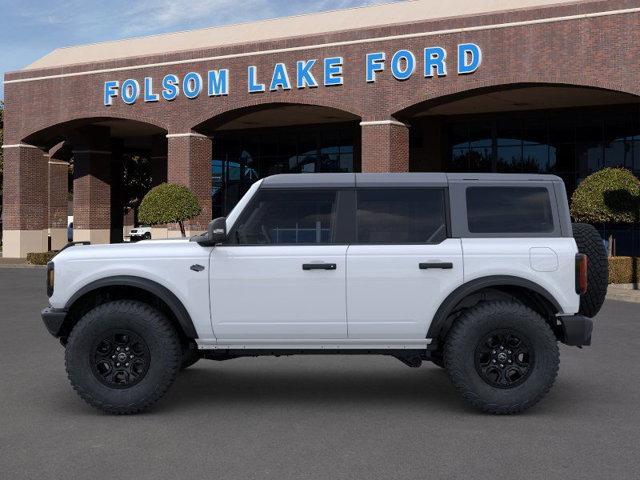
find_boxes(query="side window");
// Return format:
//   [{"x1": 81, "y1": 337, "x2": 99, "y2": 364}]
[
  {"x1": 466, "y1": 187, "x2": 554, "y2": 234},
  {"x1": 233, "y1": 189, "x2": 339, "y2": 244},
  {"x1": 356, "y1": 188, "x2": 447, "y2": 244}
]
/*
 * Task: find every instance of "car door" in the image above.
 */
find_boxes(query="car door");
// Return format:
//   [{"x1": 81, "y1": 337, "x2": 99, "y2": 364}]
[
  {"x1": 346, "y1": 186, "x2": 463, "y2": 340},
  {"x1": 210, "y1": 187, "x2": 349, "y2": 340}
]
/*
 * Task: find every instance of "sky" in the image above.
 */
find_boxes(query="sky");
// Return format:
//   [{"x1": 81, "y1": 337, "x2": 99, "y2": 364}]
[{"x1": 0, "y1": 0, "x2": 399, "y2": 100}]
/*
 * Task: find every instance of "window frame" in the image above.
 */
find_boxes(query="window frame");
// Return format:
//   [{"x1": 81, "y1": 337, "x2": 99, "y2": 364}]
[
  {"x1": 225, "y1": 187, "x2": 353, "y2": 246},
  {"x1": 352, "y1": 187, "x2": 451, "y2": 245}
]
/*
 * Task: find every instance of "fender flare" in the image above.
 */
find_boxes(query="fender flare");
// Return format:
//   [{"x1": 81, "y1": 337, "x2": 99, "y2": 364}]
[
  {"x1": 426, "y1": 275, "x2": 562, "y2": 341},
  {"x1": 65, "y1": 275, "x2": 198, "y2": 338}
]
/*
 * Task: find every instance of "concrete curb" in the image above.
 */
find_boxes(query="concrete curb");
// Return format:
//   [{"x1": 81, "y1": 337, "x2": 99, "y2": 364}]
[{"x1": 607, "y1": 285, "x2": 640, "y2": 304}]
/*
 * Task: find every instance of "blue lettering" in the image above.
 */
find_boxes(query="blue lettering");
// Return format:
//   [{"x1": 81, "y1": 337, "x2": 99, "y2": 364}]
[
  {"x1": 121, "y1": 79, "x2": 140, "y2": 104},
  {"x1": 183, "y1": 72, "x2": 203, "y2": 99},
  {"x1": 248, "y1": 66, "x2": 265, "y2": 93},
  {"x1": 366, "y1": 52, "x2": 385, "y2": 82},
  {"x1": 324, "y1": 57, "x2": 343, "y2": 86},
  {"x1": 208, "y1": 69, "x2": 229, "y2": 96},
  {"x1": 424, "y1": 47, "x2": 447, "y2": 77},
  {"x1": 457, "y1": 43, "x2": 482, "y2": 74},
  {"x1": 161, "y1": 74, "x2": 179, "y2": 101},
  {"x1": 270, "y1": 63, "x2": 291, "y2": 91},
  {"x1": 143, "y1": 77, "x2": 159, "y2": 102},
  {"x1": 296, "y1": 60, "x2": 318, "y2": 88},
  {"x1": 103, "y1": 80, "x2": 119, "y2": 106},
  {"x1": 390, "y1": 50, "x2": 415, "y2": 81}
]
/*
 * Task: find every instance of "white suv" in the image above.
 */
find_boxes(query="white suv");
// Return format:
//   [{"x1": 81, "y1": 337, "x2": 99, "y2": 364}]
[{"x1": 42, "y1": 173, "x2": 607, "y2": 414}]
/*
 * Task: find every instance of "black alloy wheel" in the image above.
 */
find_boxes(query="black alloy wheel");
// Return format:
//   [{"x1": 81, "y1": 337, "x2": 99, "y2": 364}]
[
  {"x1": 474, "y1": 330, "x2": 533, "y2": 388},
  {"x1": 91, "y1": 330, "x2": 150, "y2": 388}
]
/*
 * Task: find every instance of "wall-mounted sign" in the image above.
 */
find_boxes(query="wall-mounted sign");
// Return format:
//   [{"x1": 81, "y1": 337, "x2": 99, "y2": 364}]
[{"x1": 103, "y1": 43, "x2": 481, "y2": 106}]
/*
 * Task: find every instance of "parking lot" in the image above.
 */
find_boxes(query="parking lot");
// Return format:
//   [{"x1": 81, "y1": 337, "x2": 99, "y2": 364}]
[{"x1": 1, "y1": 267, "x2": 639, "y2": 480}]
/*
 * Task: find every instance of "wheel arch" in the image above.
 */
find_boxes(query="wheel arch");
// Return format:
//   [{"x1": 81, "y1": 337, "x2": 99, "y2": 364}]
[
  {"x1": 62, "y1": 276, "x2": 198, "y2": 341},
  {"x1": 427, "y1": 276, "x2": 562, "y2": 344}
]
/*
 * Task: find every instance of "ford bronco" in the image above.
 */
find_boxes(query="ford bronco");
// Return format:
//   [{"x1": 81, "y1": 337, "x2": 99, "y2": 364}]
[{"x1": 41, "y1": 173, "x2": 607, "y2": 414}]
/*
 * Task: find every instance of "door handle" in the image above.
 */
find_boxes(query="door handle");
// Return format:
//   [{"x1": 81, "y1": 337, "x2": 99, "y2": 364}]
[
  {"x1": 302, "y1": 263, "x2": 337, "y2": 271},
  {"x1": 419, "y1": 262, "x2": 453, "y2": 270}
]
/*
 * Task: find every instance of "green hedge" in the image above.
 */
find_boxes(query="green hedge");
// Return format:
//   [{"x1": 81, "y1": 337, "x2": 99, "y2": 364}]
[
  {"x1": 608, "y1": 256, "x2": 640, "y2": 284},
  {"x1": 27, "y1": 251, "x2": 57, "y2": 265}
]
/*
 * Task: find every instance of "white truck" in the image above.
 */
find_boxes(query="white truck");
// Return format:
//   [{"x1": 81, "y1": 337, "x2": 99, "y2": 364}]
[{"x1": 41, "y1": 173, "x2": 607, "y2": 414}]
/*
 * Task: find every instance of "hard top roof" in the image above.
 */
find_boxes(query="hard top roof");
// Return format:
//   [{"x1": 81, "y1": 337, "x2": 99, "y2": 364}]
[{"x1": 260, "y1": 172, "x2": 563, "y2": 188}]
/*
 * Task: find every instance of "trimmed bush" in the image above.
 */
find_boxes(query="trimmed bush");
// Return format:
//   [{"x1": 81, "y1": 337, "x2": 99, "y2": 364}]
[
  {"x1": 570, "y1": 168, "x2": 640, "y2": 224},
  {"x1": 608, "y1": 256, "x2": 640, "y2": 284},
  {"x1": 138, "y1": 183, "x2": 202, "y2": 237},
  {"x1": 27, "y1": 251, "x2": 57, "y2": 265}
]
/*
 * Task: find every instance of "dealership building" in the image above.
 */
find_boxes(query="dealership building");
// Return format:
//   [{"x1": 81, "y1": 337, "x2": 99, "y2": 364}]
[{"x1": 2, "y1": 0, "x2": 640, "y2": 257}]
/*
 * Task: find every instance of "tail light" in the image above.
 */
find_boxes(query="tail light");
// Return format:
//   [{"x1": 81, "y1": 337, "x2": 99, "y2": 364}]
[{"x1": 575, "y1": 254, "x2": 588, "y2": 295}]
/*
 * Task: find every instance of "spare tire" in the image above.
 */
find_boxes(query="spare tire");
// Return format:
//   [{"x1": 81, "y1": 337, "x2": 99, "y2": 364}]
[{"x1": 572, "y1": 223, "x2": 608, "y2": 317}]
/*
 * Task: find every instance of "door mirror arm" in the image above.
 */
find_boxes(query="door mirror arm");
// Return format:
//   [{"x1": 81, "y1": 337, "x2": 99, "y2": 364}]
[{"x1": 191, "y1": 217, "x2": 227, "y2": 246}]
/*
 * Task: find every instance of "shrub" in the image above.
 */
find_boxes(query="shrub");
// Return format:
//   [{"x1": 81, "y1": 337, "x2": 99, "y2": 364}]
[
  {"x1": 27, "y1": 251, "x2": 57, "y2": 265},
  {"x1": 138, "y1": 183, "x2": 202, "y2": 237},
  {"x1": 570, "y1": 168, "x2": 640, "y2": 224},
  {"x1": 608, "y1": 256, "x2": 640, "y2": 284}
]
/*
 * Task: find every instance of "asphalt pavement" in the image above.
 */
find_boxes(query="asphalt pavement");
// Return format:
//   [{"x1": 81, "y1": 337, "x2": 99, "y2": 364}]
[{"x1": 1, "y1": 267, "x2": 639, "y2": 480}]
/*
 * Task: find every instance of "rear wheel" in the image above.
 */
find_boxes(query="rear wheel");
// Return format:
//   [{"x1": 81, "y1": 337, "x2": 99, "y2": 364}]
[
  {"x1": 572, "y1": 223, "x2": 608, "y2": 317},
  {"x1": 444, "y1": 301, "x2": 559, "y2": 414},
  {"x1": 65, "y1": 300, "x2": 181, "y2": 414}
]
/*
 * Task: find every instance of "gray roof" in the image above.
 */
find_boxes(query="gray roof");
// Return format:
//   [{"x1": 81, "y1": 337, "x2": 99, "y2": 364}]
[
  {"x1": 24, "y1": 0, "x2": 584, "y2": 70},
  {"x1": 260, "y1": 172, "x2": 563, "y2": 188}
]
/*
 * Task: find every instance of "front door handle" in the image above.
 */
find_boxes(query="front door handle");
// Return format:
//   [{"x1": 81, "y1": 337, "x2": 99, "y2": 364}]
[
  {"x1": 302, "y1": 263, "x2": 337, "y2": 271},
  {"x1": 419, "y1": 262, "x2": 453, "y2": 270}
]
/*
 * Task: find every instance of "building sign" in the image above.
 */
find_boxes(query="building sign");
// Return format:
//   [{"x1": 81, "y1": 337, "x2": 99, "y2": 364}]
[{"x1": 103, "y1": 43, "x2": 481, "y2": 106}]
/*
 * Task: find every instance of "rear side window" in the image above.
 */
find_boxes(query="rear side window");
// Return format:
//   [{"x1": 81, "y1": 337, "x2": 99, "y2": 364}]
[
  {"x1": 466, "y1": 187, "x2": 554, "y2": 233},
  {"x1": 356, "y1": 188, "x2": 447, "y2": 244},
  {"x1": 233, "y1": 189, "x2": 338, "y2": 244}
]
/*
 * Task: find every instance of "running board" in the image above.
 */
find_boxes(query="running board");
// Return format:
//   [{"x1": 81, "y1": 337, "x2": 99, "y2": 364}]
[{"x1": 196, "y1": 339, "x2": 431, "y2": 350}]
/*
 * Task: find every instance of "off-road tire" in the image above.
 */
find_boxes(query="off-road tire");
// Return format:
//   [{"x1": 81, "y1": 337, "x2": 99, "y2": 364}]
[
  {"x1": 65, "y1": 300, "x2": 181, "y2": 414},
  {"x1": 181, "y1": 341, "x2": 201, "y2": 370},
  {"x1": 572, "y1": 223, "x2": 608, "y2": 318},
  {"x1": 444, "y1": 301, "x2": 559, "y2": 414}
]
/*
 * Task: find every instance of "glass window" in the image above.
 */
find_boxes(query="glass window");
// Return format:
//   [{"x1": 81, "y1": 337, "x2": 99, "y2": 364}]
[
  {"x1": 233, "y1": 189, "x2": 338, "y2": 245},
  {"x1": 356, "y1": 189, "x2": 447, "y2": 244},
  {"x1": 466, "y1": 187, "x2": 554, "y2": 234}
]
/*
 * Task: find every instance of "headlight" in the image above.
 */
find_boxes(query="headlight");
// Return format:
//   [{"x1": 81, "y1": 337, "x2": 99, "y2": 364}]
[{"x1": 46, "y1": 262, "x2": 55, "y2": 297}]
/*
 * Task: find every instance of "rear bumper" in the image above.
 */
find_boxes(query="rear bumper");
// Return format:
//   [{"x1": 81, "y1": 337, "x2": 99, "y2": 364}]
[
  {"x1": 559, "y1": 315, "x2": 593, "y2": 346},
  {"x1": 41, "y1": 307, "x2": 68, "y2": 337}
]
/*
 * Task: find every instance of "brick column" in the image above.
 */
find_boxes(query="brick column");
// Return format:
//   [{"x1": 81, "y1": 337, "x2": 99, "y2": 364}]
[
  {"x1": 70, "y1": 126, "x2": 112, "y2": 244},
  {"x1": 166, "y1": 133, "x2": 212, "y2": 236},
  {"x1": 150, "y1": 134, "x2": 169, "y2": 239},
  {"x1": 1, "y1": 144, "x2": 49, "y2": 257},
  {"x1": 360, "y1": 120, "x2": 410, "y2": 173},
  {"x1": 48, "y1": 159, "x2": 69, "y2": 250}
]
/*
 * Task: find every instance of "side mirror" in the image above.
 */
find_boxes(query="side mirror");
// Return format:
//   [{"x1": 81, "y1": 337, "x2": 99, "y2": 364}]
[
  {"x1": 192, "y1": 217, "x2": 227, "y2": 246},
  {"x1": 208, "y1": 217, "x2": 227, "y2": 244}
]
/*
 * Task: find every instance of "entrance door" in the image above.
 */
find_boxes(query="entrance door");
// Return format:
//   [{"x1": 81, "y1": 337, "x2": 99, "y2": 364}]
[
  {"x1": 346, "y1": 188, "x2": 463, "y2": 339},
  {"x1": 210, "y1": 188, "x2": 348, "y2": 340}
]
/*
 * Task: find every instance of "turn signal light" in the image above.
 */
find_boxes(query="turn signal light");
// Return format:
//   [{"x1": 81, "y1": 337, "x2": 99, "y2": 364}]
[{"x1": 575, "y1": 254, "x2": 588, "y2": 295}]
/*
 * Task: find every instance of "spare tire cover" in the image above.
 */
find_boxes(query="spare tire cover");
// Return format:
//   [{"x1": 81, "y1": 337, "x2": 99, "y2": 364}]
[{"x1": 572, "y1": 223, "x2": 608, "y2": 317}]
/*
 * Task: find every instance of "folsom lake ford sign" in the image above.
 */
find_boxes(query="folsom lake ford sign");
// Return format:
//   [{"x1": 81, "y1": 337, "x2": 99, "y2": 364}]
[{"x1": 103, "y1": 43, "x2": 482, "y2": 106}]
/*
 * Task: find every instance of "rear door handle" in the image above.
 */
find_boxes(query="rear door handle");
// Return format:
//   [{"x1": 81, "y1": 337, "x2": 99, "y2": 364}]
[
  {"x1": 302, "y1": 263, "x2": 337, "y2": 271},
  {"x1": 419, "y1": 262, "x2": 453, "y2": 270}
]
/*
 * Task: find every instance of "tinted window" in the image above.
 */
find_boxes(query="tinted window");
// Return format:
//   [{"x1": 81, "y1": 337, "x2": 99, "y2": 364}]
[
  {"x1": 466, "y1": 187, "x2": 554, "y2": 233},
  {"x1": 356, "y1": 189, "x2": 447, "y2": 244},
  {"x1": 234, "y1": 189, "x2": 338, "y2": 244}
]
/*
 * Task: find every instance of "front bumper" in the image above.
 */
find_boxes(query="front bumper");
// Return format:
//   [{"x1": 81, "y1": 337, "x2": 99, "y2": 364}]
[
  {"x1": 559, "y1": 315, "x2": 593, "y2": 346},
  {"x1": 41, "y1": 307, "x2": 68, "y2": 337}
]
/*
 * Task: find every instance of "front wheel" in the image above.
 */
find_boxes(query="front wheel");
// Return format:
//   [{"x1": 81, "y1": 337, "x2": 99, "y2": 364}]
[
  {"x1": 444, "y1": 301, "x2": 559, "y2": 414},
  {"x1": 65, "y1": 300, "x2": 182, "y2": 414}
]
